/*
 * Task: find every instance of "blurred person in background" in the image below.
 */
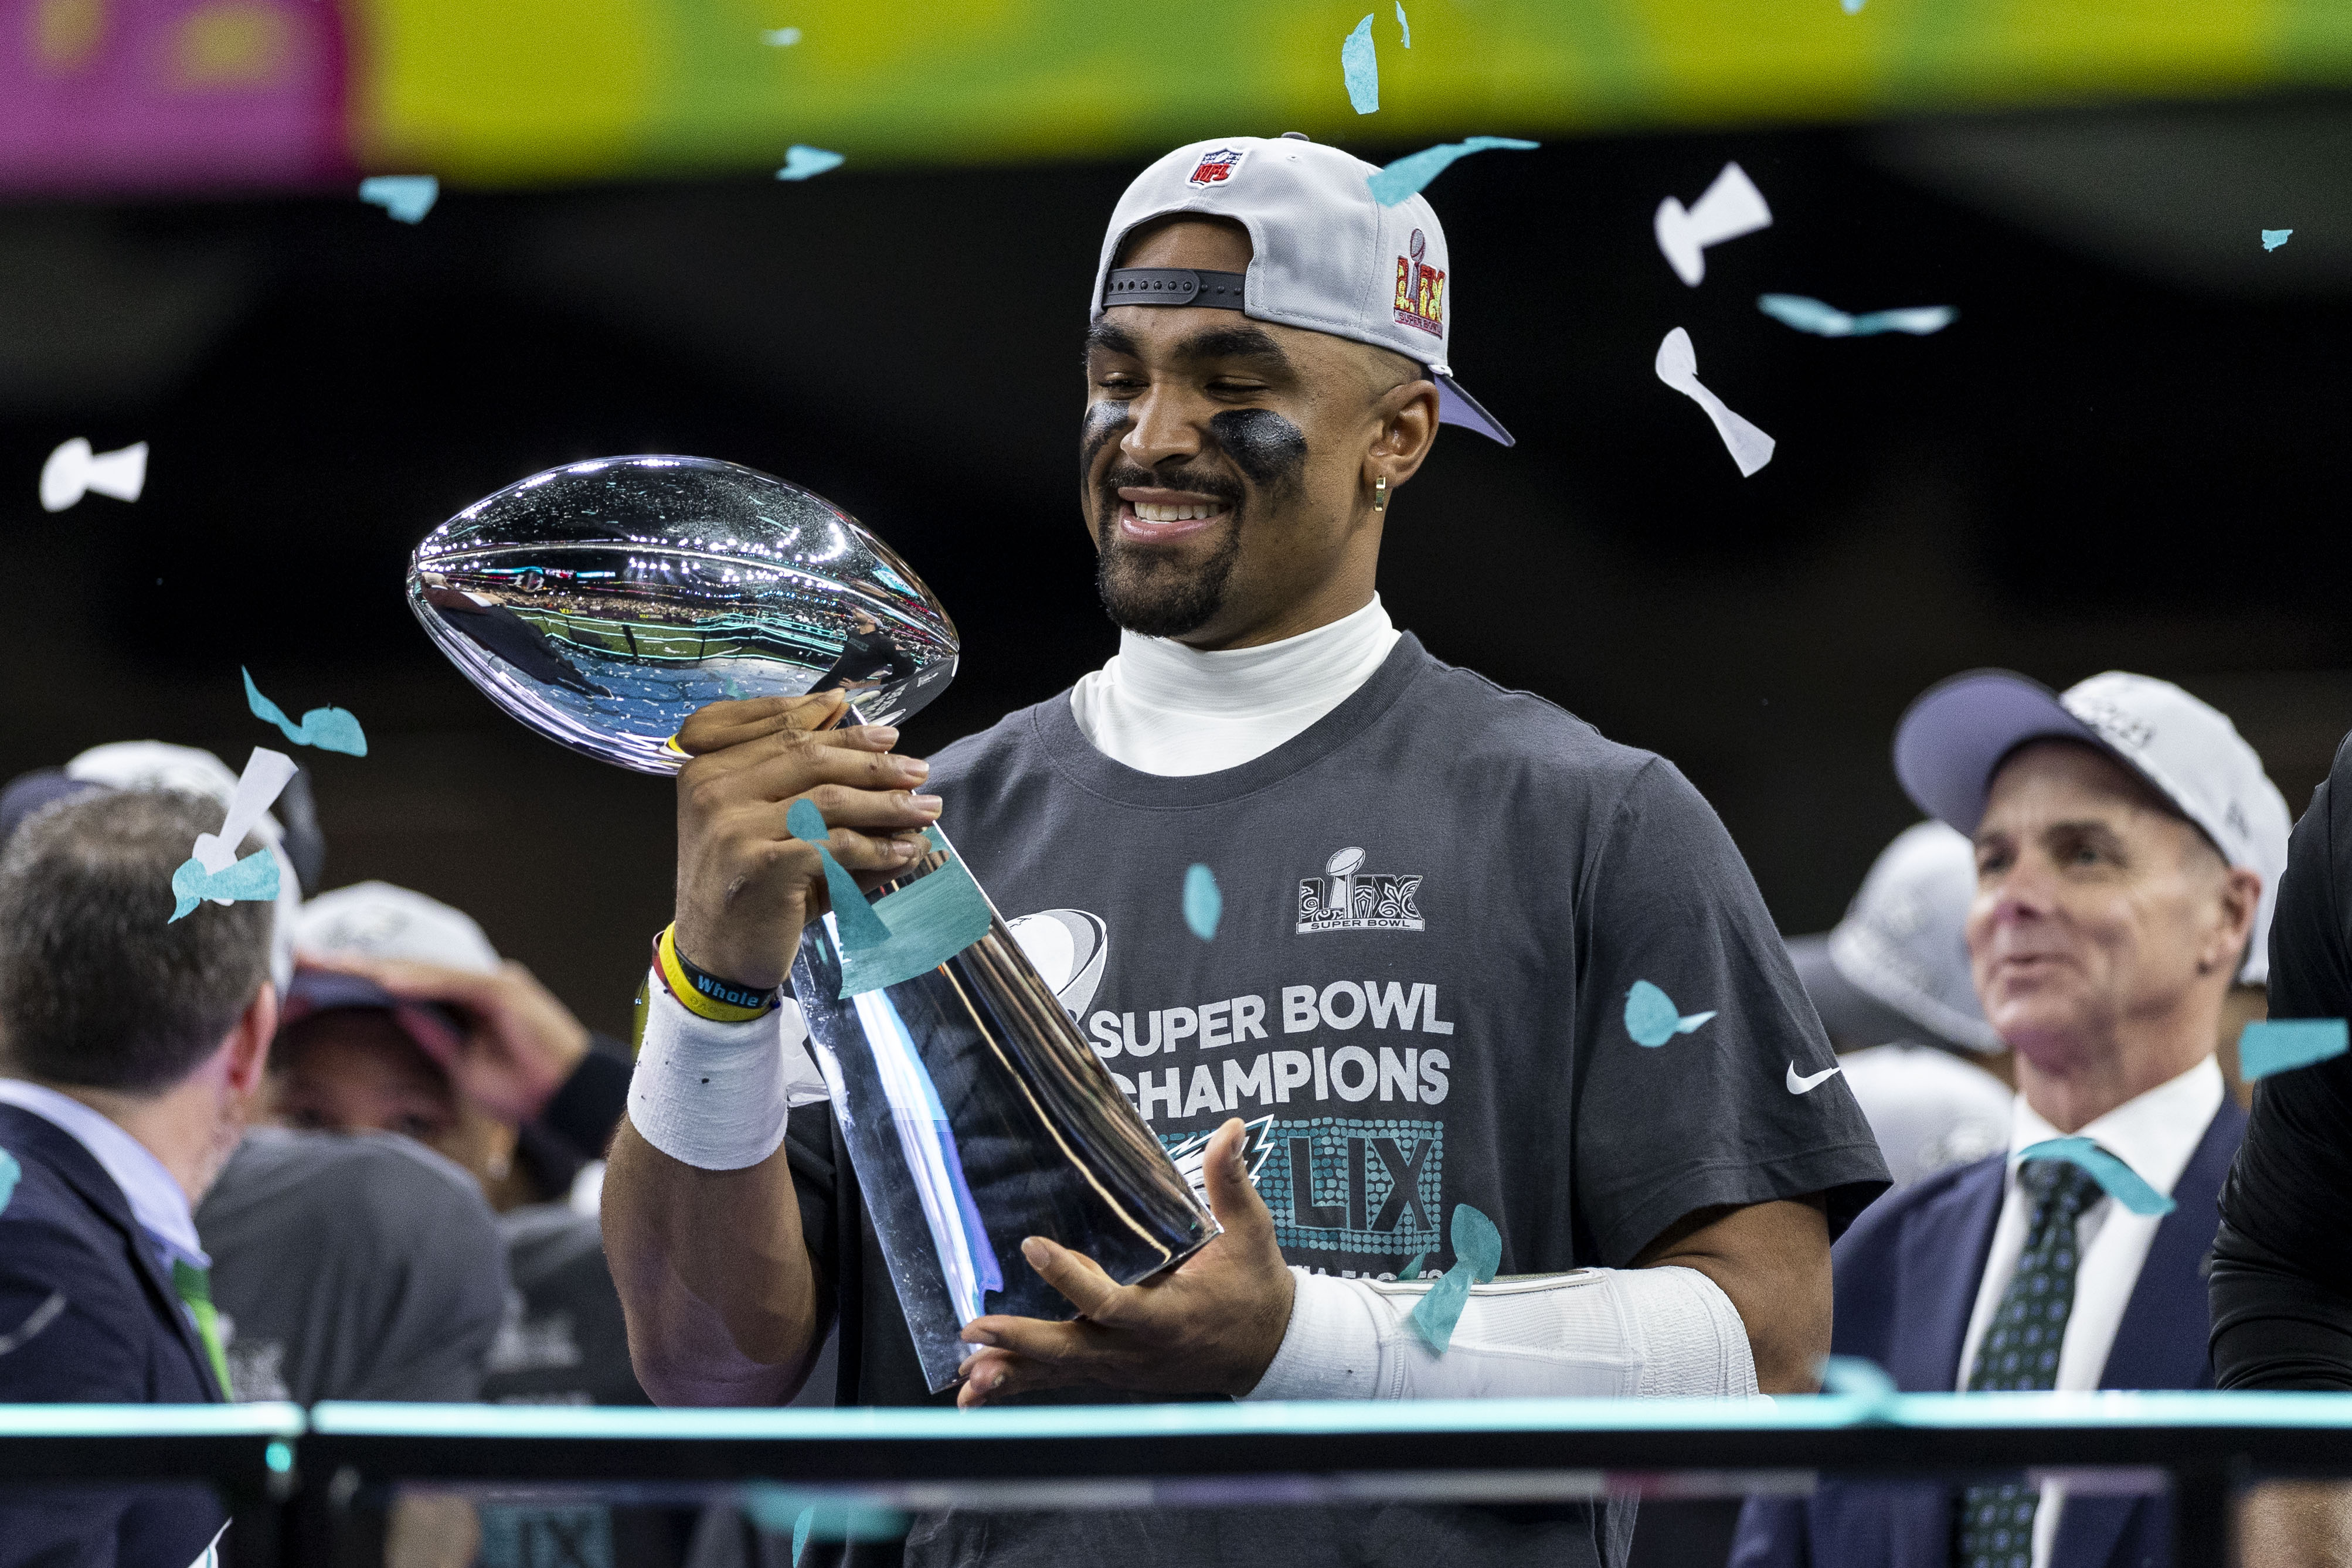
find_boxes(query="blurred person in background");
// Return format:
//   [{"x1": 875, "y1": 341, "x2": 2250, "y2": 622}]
[
  {"x1": 1734, "y1": 670, "x2": 2286, "y2": 1568},
  {"x1": 1789, "y1": 820, "x2": 2014, "y2": 1190},
  {"x1": 0, "y1": 791, "x2": 278, "y2": 1568},
  {"x1": 271, "y1": 880, "x2": 647, "y2": 1405}
]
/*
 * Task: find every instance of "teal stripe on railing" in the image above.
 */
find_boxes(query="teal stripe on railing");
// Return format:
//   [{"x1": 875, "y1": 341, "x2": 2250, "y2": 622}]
[
  {"x1": 0, "y1": 1403, "x2": 305, "y2": 1437},
  {"x1": 11, "y1": 1392, "x2": 2352, "y2": 1444}
]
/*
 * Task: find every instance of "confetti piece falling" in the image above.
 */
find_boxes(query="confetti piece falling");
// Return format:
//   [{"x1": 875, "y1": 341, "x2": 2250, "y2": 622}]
[
  {"x1": 1624, "y1": 977, "x2": 1719, "y2": 1046},
  {"x1": 1341, "y1": 14, "x2": 1379, "y2": 114},
  {"x1": 2015, "y1": 1137, "x2": 2176, "y2": 1217},
  {"x1": 1757, "y1": 295, "x2": 1956, "y2": 338},
  {"x1": 1654, "y1": 328, "x2": 1775, "y2": 478},
  {"x1": 1842, "y1": 0, "x2": 1864, "y2": 12},
  {"x1": 243, "y1": 668, "x2": 368, "y2": 757},
  {"x1": 786, "y1": 798, "x2": 893, "y2": 948},
  {"x1": 2263, "y1": 229, "x2": 2293, "y2": 251},
  {"x1": 1406, "y1": 1203, "x2": 1501, "y2": 1354},
  {"x1": 1654, "y1": 162, "x2": 1773, "y2": 287},
  {"x1": 186, "y1": 748, "x2": 296, "y2": 907},
  {"x1": 834, "y1": 829, "x2": 994, "y2": 997},
  {"x1": 39, "y1": 437, "x2": 147, "y2": 512},
  {"x1": 1367, "y1": 137, "x2": 1540, "y2": 207},
  {"x1": 794, "y1": 1506, "x2": 814, "y2": 1566},
  {"x1": 777, "y1": 145, "x2": 845, "y2": 181},
  {"x1": 1396, "y1": 1, "x2": 1410, "y2": 46},
  {"x1": 169, "y1": 849, "x2": 280, "y2": 923},
  {"x1": 1183, "y1": 863, "x2": 1222, "y2": 940},
  {"x1": 0, "y1": 1149, "x2": 17, "y2": 1216},
  {"x1": 2238, "y1": 1018, "x2": 2347, "y2": 1081},
  {"x1": 1817, "y1": 1355, "x2": 1897, "y2": 1400},
  {"x1": 358, "y1": 176, "x2": 438, "y2": 223},
  {"x1": 764, "y1": 26, "x2": 802, "y2": 45}
]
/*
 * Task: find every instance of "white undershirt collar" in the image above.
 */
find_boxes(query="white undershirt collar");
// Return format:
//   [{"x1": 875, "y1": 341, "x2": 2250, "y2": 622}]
[
  {"x1": 1068, "y1": 595, "x2": 1402, "y2": 777},
  {"x1": 0, "y1": 1078, "x2": 209, "y2": 1268}
]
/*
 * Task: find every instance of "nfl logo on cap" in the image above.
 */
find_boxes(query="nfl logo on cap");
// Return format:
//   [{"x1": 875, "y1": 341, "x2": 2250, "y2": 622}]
[{"x1": 1188, "y1": 147, "x2": 1246, "y2": 187}]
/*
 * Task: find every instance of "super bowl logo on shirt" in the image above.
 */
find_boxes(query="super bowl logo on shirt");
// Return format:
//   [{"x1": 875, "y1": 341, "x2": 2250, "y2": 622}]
[
  {"x1": 1188, "y1": 147, "x2": 1246, "y2": 186},
  {"x1": 1297, "y1": 845, "x2": 1424, "y2": 934},
  {"x1": 1392, "y1": 229, "x2": 1445, "y2": 338}
]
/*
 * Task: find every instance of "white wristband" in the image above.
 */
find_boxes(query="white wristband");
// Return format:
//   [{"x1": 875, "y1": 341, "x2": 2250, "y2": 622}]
[
  {"x1": 626, "y1": 975, "x2": 828, "y2": 1171},
  {"x1": 1245, "y1": 1264, "x2": 1757, "y2": 1402}
]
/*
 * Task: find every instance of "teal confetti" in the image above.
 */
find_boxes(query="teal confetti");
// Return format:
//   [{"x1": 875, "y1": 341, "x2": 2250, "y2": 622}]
[
  {"x1": 2238, "y1": 1018, "x2": 2348, "y2": 1081},
  {"x1": 1399, "y1": 1250, "x2": 1429, "y2": 1280},
  {"x1": 742, "y1": 1489, "x2": 906, "y2": 1546},
  {"x1": 1182, "y1": 863, "x2": 1222, "y2": 941},
  {"x1": 1841, "y1": 0, "x2": 1864, "y2": 12},
  {"x1": 763, "y1": 26, "x2": 802, "y2": 45},
  {"x1": 1366, "y1": 137, "x2": 1539, "y2": 207},
  {"x1": 1406, "y1": 1203, "x2": 1501, "y2": 1355},
  {"x1": 1758, "y1": 295, "x2": 1955, "y2": 338},
  {"x1": 1396, "y1": 1, "x2": 1410, "y2": 46},
  {"x1": 777, "y1": 145, "x2": 845, "y2": 181},
  {"x1": 2263, "y1": 229, "x2": 2293, "y2": 251},
  {"x1": 0, "y1": 1148, "x2": 18, "y2": 1216},
  {"x1": 1623, "y1": 979, "x2": 1716, "y2": 1047},
  {"x1": 358, "y1": 176, "x2": 438, "y2": 223},
  {"x1": 243, "y1": 668, "x2": 367, "y2": 756},
  {"x1": 786, "y1": 799, "x2": 893, "y2": 950},
  {"x1": 169, "y1": 849, "x2": 279, "y2": 923},
  {"x1": 835, "y1": 829, "x2": 994, "y2": 997},
  {"x1": 2016, "y1": 1137, "x2": 2175, "y2": 1217},
  {"x1": 1817, "y1": 1355, "x2": 1896, "y2": 1400},
  {"x1": 1341, "y1": 14, "x2": 1378, "y2": 114}
]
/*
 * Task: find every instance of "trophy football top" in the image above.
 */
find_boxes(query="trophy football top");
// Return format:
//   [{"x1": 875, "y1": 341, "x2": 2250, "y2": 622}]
[{"x1": 408, "y1": 455, "x2": 959, "y2": 774}]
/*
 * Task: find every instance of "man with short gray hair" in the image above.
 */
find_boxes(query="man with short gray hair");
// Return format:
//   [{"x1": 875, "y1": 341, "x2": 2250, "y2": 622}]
[{"x1": 0, "y1": 790, "x2": 280, "y2": 1568}]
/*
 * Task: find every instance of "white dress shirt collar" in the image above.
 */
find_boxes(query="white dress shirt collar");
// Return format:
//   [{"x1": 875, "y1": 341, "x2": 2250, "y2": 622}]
[
  {"x1": 2004, "y1": 1053, "x2": 2224, "y2": 1199},
  {"x1": 0, "y1": 1078, "x2": 209, "y2": 1268},
  {"x1": 1068, "y1": 595, "x2": 1401, "y2": 777}
]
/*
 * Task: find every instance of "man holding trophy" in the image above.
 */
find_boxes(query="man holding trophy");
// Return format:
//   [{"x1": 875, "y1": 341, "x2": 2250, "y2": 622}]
[{"x1": 597, "y1": 135, "x2": 1891, "y2": 1565}]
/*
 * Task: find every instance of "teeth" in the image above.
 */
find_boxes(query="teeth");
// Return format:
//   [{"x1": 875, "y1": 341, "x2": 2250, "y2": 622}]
[{"x1": 1131, "y1": 501, "x2": 1225, "y2": 523}]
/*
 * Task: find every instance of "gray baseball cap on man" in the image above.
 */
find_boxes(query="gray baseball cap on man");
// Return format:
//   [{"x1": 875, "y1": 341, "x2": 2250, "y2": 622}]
[{"x1": 1092, "y1": 135, "x2": 1515, "y2": 447}]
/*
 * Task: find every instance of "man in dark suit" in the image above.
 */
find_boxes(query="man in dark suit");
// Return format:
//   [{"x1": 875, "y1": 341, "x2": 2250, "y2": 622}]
[
  {"x1": 1733, "y1": 670, "x2": 2289, "y2": 1568},
  {"x1": 0, "y1": 789, "x2": 280, "y2": 1568}
]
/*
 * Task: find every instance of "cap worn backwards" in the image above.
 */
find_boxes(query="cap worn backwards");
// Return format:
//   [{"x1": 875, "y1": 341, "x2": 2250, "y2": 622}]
[
  {"x1": 1891, "y1": 669, "x2": 2292, "y2": 984},
  {"x1": 1090, "y1": 135, "x2": 1514, "y2": 447}
]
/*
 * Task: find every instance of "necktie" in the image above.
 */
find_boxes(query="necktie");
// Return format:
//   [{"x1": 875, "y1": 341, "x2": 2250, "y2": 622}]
[
  {"x1": 171, "y1": 1258, "x2": 234, "y2": 1399},
  {"x1": 1954, "y1": 1155, "x2": 2108, "y2": 1568}
]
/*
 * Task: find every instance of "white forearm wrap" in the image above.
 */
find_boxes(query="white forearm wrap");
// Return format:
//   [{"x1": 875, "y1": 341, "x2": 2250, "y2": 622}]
[
  {"x1": 626, "y1": 977, "x2": 830, "y2": 1171},
  {"x1": 1244, "y1": 1264, "x2": 1758, "y2": 1402}
]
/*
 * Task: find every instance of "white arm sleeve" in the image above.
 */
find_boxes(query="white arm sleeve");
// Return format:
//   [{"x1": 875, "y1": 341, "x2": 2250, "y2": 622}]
[
  {"x1": 1243, "y1": 1265, "x2": 1758, "y2": 1402},
  {"x1": 626, "y1": 978, "x2": 830, "y2": 1171}
]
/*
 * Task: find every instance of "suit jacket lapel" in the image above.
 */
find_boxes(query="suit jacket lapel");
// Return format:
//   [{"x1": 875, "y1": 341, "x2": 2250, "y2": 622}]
[
  {"x1": 2051, "y1": 1100, "x2": 2248, "y2": 1568},
  {"x1": 0, "y1": 1106, "x2": 223, "y2": 1400},
  {"x1": 1892, "y1": 1157, "x2": 2006, "y2": 1392}
]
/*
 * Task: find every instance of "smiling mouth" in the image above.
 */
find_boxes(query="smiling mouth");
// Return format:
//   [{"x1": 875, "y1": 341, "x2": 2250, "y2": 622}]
[{"x1": 1115, "y1": 492, "x2": 1233, "y2": 543}]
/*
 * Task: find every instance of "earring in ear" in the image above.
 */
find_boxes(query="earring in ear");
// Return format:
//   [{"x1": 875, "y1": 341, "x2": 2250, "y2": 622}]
[{"x1": 1373, "y1": 475, "x2": 1388, "y2": 513}]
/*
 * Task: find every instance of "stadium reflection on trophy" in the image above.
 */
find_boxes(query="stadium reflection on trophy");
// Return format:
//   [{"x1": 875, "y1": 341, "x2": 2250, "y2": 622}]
[{"x1": 407, "y1": 455, "x2": 1214, "y2": 1389}]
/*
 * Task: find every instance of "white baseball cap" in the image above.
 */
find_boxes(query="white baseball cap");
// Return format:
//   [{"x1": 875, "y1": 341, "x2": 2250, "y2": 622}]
[
  {"x1": 297, "y1": 880, "x2": 500, "y2": 973},
  {"x1": 1893, "y1": 669, "x2": 2291, "y2": 984},
  {"x1": 1789, "y1": 821, "x2": 2003, "y2": 1055},
  {"x1": 1092, "y1": 135, "x2": 1514, "y2": 446}
]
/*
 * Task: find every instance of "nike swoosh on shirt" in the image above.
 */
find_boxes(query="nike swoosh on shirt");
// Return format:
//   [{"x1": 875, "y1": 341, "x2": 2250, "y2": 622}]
[{"x1": 1787, "y1": 1062, "x2": 1843, "y2": 1094}]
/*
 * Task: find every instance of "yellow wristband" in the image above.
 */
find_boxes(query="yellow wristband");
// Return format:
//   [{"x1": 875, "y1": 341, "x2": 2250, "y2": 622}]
[{"x1": 653, "y1": 925, "x2": 778, "y2": 1024}]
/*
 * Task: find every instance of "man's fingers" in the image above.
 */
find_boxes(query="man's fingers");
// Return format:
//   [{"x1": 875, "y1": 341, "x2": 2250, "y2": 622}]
[
  {"x1": 1015, "y1": 1235, "x2": 1127, "y2": 1321},
  {"x1": 1201, "y1": 1118, "x2": 1275, "y2": 1241},
  {"x1": 673, "y1": 693, "x2": 851, "y2": 754},
  {"x1": 955, "y1": 1348, "x2": 1082, "y2": 1409}
]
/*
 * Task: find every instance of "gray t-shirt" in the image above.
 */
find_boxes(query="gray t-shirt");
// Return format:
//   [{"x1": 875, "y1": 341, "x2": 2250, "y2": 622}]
[
  {"x1": 482, "y1": 1202, "x2": 650, "y2": 1406},
  {"x1": 197, "y1": 1127, "x2": 508, "y2": 1402},
  {"x1": 786, "y1": 634, "x2": 1889, "y2": 1566}
]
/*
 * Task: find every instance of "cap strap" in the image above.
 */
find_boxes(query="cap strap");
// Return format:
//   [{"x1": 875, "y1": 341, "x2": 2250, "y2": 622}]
[{"x1": 1102, "y1": 268, "x2": 1249, "y2": 309}]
